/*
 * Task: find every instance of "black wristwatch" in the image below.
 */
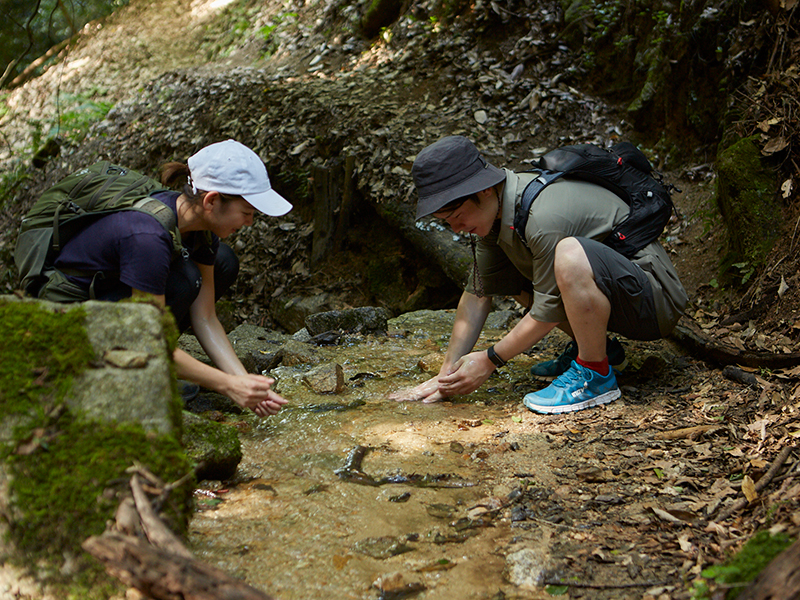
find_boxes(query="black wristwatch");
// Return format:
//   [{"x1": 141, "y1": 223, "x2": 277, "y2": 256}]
[{"x1": 486, "y1": 345, "x2": 507, "y2": 368}]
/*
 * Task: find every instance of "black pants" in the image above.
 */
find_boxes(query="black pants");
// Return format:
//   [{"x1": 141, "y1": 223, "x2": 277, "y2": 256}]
[{"x1": 96, "y1": 243, "x2": 239, "y2": 333}]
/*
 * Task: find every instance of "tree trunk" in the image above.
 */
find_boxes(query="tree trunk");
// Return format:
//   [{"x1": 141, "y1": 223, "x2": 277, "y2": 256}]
[{"x1": 370, "y1": 198, "x2": 473, "y2": 289}]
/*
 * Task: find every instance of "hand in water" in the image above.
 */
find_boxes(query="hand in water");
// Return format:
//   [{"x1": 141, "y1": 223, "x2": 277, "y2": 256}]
[
  {"x1": 253, "y1": 389, "x2": 288, "y2": 417},
  {"x1": 388, "y1": 376, "x2": 448, "y2": 403},
  {"x1": 436, "y1": 351, "x2": 494, "y2": 397}
]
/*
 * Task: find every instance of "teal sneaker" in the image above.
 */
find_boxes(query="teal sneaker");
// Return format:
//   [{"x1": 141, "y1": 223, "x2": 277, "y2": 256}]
[
  {"x1": 523, "y1": 360, "x2": 621, "y2": 414},
  {"x1": 530, "y1": 337, "x2": 628, "y2": 380}
]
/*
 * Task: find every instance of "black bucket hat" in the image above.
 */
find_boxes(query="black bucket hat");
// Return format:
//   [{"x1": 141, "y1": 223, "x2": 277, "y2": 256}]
[{"x1": 412, "y1": 136, "x2": 506, "y2": 220}]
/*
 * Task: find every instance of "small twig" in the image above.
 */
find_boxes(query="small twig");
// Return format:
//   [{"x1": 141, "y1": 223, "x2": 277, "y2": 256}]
[
  {"x1": 126, "y1": 461, "x2": 166, "y2": 489},
  {"x1": 653, "y1": 425, "x2": 724, "y2": 441},
  {"x1": 789, "y1": 213, "x2": 800, "y2": 254},
  {"x1": 714, "y1": 445, "x2": 794, "y2": 522},
  {"x1": 541, "y1": 579, "x2": 667, "y2": 589}
]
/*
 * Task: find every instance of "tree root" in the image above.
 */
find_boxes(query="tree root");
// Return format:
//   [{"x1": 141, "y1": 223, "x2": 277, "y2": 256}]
[{"x1": 670, "y1": 318, "x2": 800, "y2": 370}]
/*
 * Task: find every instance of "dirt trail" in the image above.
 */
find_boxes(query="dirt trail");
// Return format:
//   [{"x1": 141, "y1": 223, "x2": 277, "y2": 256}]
[{"x1": 1, "y1": 0, "x2": 259, "y2": 165}]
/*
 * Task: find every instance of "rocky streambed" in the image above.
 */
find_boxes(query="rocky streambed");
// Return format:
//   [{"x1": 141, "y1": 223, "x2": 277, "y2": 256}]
[{"x1": 179, "y1": 308, "x2": 703, "y2": 600}]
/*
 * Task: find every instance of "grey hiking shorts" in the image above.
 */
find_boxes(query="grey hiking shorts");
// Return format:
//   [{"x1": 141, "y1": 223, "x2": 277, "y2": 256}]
[{"x1": 577, "y1": 237, "x2": 661, "y2": 341}]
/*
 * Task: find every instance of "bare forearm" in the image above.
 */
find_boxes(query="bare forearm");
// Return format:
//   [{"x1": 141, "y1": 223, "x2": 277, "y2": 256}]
[
  {"x1": 492, "y1": 314, "x2": 557, "y2": 363},
  {"x1": 174, "y1": 347, "x2": 235, "y2": 393},
  {"x1": 441, "y1": 291, "x2": 493, "y2": 372},
  {"x1": 192, "y1": 314, "x2": 247, "y2": 376}
]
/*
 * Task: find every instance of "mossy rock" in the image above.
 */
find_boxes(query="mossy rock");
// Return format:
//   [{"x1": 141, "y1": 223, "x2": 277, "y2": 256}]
[
  {"x1": 0, "y1": 296, "x2": 193, "y2": 597},
  {"x1": 715, "y1": 135, "x2": 780, "y2": 270},
  {"x1": 182, "y1": 411, "x2": 243, "y2": 481}
]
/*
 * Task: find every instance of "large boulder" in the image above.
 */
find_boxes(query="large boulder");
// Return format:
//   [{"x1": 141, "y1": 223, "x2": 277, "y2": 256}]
[{"x1": 0, "y1": 296, "x2": 193, "y2": 598}]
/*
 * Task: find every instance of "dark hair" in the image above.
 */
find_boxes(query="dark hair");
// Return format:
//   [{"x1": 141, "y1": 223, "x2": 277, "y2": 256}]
[
  {"x1": 434, "y1": 194, "x2": 479, "y2": 216},
  {"x1": 158, "y1": 161, "x2": 241, "y2": 205}
]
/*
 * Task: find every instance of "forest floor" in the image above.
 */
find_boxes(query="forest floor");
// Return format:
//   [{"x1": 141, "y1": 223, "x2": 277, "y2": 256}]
[{"x1": 0, "y1": 0, "x2": 799, "y2": 598}]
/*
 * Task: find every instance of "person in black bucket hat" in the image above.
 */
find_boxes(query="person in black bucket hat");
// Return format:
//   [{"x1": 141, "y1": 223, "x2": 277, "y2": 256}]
[{"x1": 390, "y1": 136, "x2": 688, "y2": 414}]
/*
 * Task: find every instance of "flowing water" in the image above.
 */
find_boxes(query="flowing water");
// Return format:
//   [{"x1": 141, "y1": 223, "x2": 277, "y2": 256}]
[{"x1": 188, "y1": 310, "x2": 561, "y2": 599}]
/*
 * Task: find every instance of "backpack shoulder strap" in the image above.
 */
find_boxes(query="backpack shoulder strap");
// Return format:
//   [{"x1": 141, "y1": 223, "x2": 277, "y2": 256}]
[
  {"x1": 130, "y1": 197, "x2": 184, "y2": 254},
  {"x1": 513, "y1": 171, "x2": 564, "y2": 244}
]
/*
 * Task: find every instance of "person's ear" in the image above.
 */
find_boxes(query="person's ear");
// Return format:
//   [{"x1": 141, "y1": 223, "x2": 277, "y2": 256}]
[
  {"x1": 202, "y1": 191, "x2": 219, "y2": 210},
  {"x1": 475, "y1": 188, "x2": 495, "y2": 202}
]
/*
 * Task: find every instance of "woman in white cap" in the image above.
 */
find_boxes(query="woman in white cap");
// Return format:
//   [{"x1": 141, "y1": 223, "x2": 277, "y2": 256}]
[{"x1": 45, "y1": 140, "x2": 292, "y2": 418}]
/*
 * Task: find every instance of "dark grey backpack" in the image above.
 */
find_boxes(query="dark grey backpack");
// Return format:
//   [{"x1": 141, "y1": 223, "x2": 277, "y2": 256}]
[{"x1": 514, "y1": 142, "x2": 676, "y2": 257}]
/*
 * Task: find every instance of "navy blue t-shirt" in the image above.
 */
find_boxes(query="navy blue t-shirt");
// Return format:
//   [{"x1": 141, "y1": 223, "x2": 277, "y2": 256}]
[{"x1": 55, "y1": 191, "x2": 219, "y2": 295}]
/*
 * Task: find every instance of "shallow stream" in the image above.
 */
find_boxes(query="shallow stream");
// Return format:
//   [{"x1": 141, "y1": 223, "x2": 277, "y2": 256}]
[{"x1": 188, "y1": 310, "x2": 560, "y2": 599}]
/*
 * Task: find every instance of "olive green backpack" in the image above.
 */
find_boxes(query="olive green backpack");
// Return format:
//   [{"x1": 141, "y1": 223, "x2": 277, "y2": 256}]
[{"x1": 15, "y1": 161, "x2": 185, "y2": 299}]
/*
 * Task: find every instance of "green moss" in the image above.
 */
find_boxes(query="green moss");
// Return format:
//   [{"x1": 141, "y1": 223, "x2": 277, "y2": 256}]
[
  {"x1": 692, "y1": 530, "x2": 794, "y2": 599},
  {"x1": 715, "y1": 135, "x2": 779, "y2": 276},
  {"x1": 0, "y1": 301, "x2": 94, "y2": 423},
  {"x1": 183, "y1": 412, "x2": 242, "y2": 481},
  {"x1": 4, "y1": 413, "x2": 192, "y2": 563},
  {"x1": 0, "y1": 299, "x2": 193, "y2": 593}
]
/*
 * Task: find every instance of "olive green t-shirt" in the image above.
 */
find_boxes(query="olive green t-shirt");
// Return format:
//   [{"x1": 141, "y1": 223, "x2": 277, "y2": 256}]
[{"x1": 466, "y1": 169, "x2": 688, "y2": 337}]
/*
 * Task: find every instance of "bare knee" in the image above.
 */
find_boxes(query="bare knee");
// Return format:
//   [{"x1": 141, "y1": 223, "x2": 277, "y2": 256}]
[{"x1": 554, "y1": 238, "x2": 589, "y2": 286}]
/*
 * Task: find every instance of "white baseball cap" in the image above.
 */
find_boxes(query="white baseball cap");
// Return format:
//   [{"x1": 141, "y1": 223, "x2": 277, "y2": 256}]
[{"x1": 188, "y1": 140, "x2": 293, "y2": 216}]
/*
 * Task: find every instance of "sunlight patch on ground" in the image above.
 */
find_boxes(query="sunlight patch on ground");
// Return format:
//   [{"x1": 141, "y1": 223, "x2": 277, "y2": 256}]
[{"x1": 191, "y1": 0, "x2": 238, "y2": 19}]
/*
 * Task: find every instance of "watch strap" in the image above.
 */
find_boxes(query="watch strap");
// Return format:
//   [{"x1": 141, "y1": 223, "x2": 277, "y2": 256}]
[{"x1": 487, "y1": 345, "x2": 507, "y2": 368}]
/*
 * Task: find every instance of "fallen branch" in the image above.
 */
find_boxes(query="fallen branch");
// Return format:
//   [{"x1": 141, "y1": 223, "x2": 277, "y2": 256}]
[
  {"x1": 541, "y1": 579, "x2": 667, "y2": 589},
  {"x1": 83, "y1": 532, "x2": 274, "y2": 600},
  {"x1": 8, "y1": 37, "x2": 73, "y2": 89},
  {"x1": 670, "y1": 318, "x2": 800, "y2": 370},
  {"x1": 714, "y1": 445, "x2": 794, "y2": 522},
  {"x1": 83, "y1": 469, "x2": 275, "y2": 599},
  {"x1": 130, "y1": 473, "x2": 192, "y2": 559}
]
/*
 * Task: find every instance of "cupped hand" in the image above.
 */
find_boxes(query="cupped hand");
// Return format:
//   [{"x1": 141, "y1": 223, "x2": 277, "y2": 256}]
[
  {"x1": 388, "y1": 376, "x2": 448, "y2": 403},
  {"x1": 227, "y1": 374, "x2": 289, "y2": 416}
]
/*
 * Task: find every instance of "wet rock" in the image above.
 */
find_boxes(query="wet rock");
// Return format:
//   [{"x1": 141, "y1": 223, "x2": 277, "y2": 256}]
[
  {"x1": 277, "y1": 339, "x2": 320, "y2": 366},
  {"x1": 182, "y1": 412, "x2": 243, "y2": 481},
  {"x1": 417, "y1": 352, "x2": 444, "y2": 373},
  {"x1": 302, "y1": 362, "x2": 345, "y2": 394},
  {"x1": 305, "y1": 306, "x2": 390, "y2": 336},
  {"x1": 227, "y1": 324, "x2": 289, "y2": 373},
  {"x1": 273, "y1": 293, "x2": 336, "y2": 333},
  {"x1": 354, "y1": 536, "x2": 415, "y2": 559},
  {"x1": 425, "y1": 503, "x2": 456, "y2": 518},
  {"x1": 485, "y1": 309, "x2": 518, "y2": 330},
  {"x1": 184, "y1": 391, "x2": 243, "y2": 415},
  {"x1": 372, "y1": 572, "x2": 426, "y2": 598},
  {"x1": 504, "y1": 547, "x2": 549, "y2": 588}
]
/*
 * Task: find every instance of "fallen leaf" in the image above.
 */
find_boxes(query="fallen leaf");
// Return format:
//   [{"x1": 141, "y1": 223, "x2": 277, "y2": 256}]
[
  {"x1": 781, "y1": 178, "x2": 793, "y2": 199},
  {"x1": 648, "y1": 506, "x2": 686, "y2": 524},
  {"x1": 778, "y1": 275, "x2": 789, "y2": 298},
  {"x1": 742, "y1": 475, "x2": 758, "y2": 503},
  {"x1": 762, "y1": 136, "x2": 790, "y2": 155}
]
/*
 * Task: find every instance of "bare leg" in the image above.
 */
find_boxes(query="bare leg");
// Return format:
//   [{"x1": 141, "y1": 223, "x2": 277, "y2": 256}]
[{"x1": 553, "y1": 238, "x2": 610, "y2": 363}]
